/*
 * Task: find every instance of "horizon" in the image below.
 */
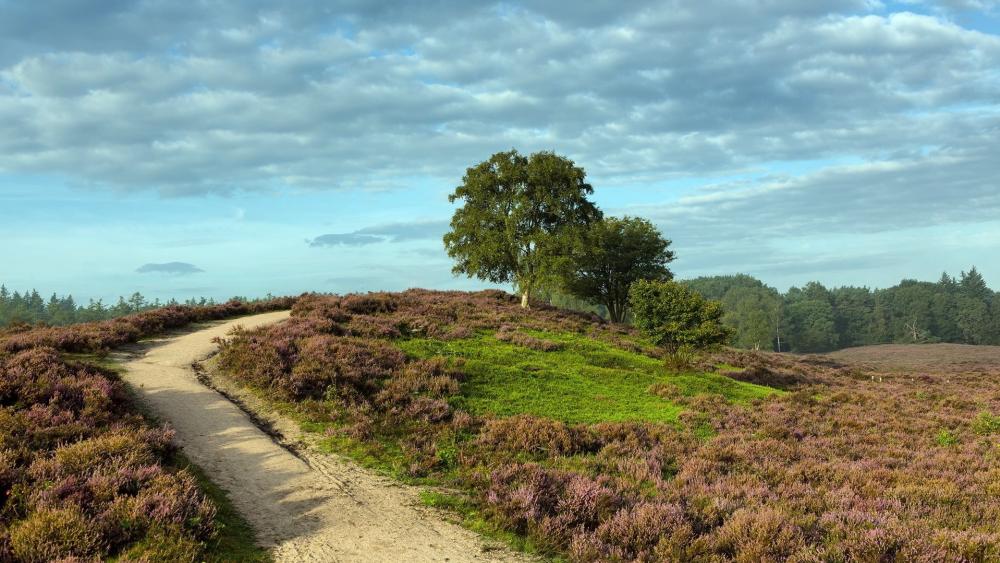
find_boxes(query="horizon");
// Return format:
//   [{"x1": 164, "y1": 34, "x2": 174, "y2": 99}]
[
  {"x1": 2, "y1": 1, "x2": 999, "y2": 301},
  {"x1": 0, "y1": 264, "x2": 991, "y2": 307}
]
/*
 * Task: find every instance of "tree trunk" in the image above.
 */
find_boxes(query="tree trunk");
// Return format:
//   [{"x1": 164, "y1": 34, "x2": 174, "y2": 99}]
[{"x1": 608, "y1": 300, "x2": 622, "y2": 323}]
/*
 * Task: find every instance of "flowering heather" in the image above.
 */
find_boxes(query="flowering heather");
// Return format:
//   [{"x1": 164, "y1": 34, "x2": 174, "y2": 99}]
[
  {"x1": 1, "y1": 296, "x2": 296, "y2": 354},
  {"x1": 0, "y1": 349, "x2": 217, "y2": 561},
  {"x1": 0, "y1": 297, "x2": 295, "y2": 562},
  {"x1": 214, "y1": 290, "x2": 1000, "y2": 561}
]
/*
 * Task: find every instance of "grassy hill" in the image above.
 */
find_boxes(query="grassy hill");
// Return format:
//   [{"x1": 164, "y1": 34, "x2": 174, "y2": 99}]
[{"x1": 214, "y1": 289, "x2": 1000, "y2": 561}]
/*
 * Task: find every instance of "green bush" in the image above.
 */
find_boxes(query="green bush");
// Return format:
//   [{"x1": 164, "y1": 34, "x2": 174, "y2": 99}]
[
  {"x1": 663, "y1": 345, "x2": 698, "y2": 373},
  {"x1": 972, "y1": 411, "x2": 1000, "y2": 435},
  {"x1": 935, "y1": 429, "x2": 959, "y2": 447},
  {"x1": 10, "y1": 507, "x2": 100, "y2": 562},
  {"x1": 628, "y1": 280, "x2": 733, "y2": 352}
]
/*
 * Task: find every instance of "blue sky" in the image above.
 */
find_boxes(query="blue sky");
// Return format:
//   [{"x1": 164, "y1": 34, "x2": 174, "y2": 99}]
[{"x1": 1, "y1": 0, "x2": 999, "y2": 303}]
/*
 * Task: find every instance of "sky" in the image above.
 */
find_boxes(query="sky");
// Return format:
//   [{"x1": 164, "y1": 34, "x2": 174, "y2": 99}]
[{"x1": 1, "y1": 0, "x2": 999, "y2": 304}]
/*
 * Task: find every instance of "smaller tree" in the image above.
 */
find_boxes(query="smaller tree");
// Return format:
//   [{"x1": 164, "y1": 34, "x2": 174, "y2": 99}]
[
  {"x1": 629, "y1": 280, "x2": 733, "y2": 352},
  {"x1": 562, "y1": 216, "x2": 674, "y2": 323}
]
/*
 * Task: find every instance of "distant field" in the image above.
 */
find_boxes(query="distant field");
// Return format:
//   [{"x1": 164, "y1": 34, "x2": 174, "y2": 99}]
[{"x1": 829, "y1": 343, "x2": 1000, "y2": 373}]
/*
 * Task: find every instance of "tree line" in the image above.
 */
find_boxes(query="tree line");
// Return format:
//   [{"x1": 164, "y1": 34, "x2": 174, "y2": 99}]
[
  {"x1": 443, "y1": 149, "x2": 997, "y2": 355},
  {"x1": 0, "y1": 286, "x2": 222, "y2": 328},
  {"x1": 683, "y1": 268, "x2": 998, "y2": 352}
]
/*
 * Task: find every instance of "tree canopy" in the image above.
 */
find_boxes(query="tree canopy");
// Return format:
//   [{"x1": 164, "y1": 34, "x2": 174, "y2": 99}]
[
  {"x1": 0, "y1": 285, "x2": 221, "y2": 328},
  {"x1": 443, "y1": 149, "x2": 602, "y2": 307},
  {"x1": 683, "y1": 267, "x2": 999, "y2": 352},
  {"x1": 561, "y1": 216, "x2": 674, "y2": 323}
]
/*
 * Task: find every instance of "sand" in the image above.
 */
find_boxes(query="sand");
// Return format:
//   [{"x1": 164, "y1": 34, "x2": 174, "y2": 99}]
[{"x1": 121, "y1": 311, "x2": 529, "y2": 563}]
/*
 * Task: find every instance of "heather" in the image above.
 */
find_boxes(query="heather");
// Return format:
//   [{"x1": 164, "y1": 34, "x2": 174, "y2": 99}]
[
  {"x1": 213, "y1": 289, "x2": 1000, "y2": 560},
  {"x1": 0, "y1": 297, "x2": 294, "y2": 561},
  {"x1": 1, "y1": 296, "x2": 296, "y2": 354},
  {"x1": 0, "y1": 348, "x2": 216, "y2": 561}
]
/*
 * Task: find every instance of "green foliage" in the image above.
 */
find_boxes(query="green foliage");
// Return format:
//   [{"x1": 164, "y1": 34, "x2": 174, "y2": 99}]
[
  {"x1": 628, "y1": 280, "x2": 733, "y2": 352},
  {"x1": 397, "y1": 329, "x2": 775, "y2": 424},
  {"x1": 443, "y1": 149, "x2": 602, "y2": 307},
  {"x1": 785, "y1": 296, "x2": 839, "y2": 353},
  {"x1": 683, "y1": 275, "x2": 781, "y2": 351},
  {"x1": 684, "y1": 267, "x2": 999, "y2": 352},
  {"x1": 561, "y1": 216, "x2": 674, "y2": 323},
  {"x1": 935, "y1": 429, "x2": 959, "y2": 447},
  {"x1": 0, "y1": 283, "x2": 255, "y2": 329},
  {"x1": 972, "y1": 412, "x2": 1000, "y2": 436}
]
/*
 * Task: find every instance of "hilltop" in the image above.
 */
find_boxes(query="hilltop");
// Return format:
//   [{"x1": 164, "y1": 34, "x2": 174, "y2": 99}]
[
  {"x1": 210, "y1": 289, "x2": 1000, "y2": 561},
  {"x1": 2, "y1": 290, "x2": 999, "y2": 561}
]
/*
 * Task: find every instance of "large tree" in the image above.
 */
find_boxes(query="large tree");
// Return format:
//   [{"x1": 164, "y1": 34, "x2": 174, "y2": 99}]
[
  {"x1": 443, "y1": 149, "x2": 601, "y2": 308},
  {"x1": 562, "y1": 216, "x2": 674, "y2": 322}
]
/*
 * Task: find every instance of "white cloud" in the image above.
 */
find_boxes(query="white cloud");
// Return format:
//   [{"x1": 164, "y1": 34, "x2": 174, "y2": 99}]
[{"x1": 0, "y1": 1, "x2": 995, "y2": 197}]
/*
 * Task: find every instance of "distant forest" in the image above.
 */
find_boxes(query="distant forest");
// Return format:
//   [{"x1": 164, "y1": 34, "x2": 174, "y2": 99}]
[
  {"x1": 683, "y1": 267, "x2": 998, "y2": 353},
  {"x1": 0, "y1": 286, "x2": 223, "y2": 328},
  {"x1": 5, "y1": 267, "x2": 997, "y2": 353},
  {"x1": 546, "y1": 267, "x2": 998, "y2": 353}
]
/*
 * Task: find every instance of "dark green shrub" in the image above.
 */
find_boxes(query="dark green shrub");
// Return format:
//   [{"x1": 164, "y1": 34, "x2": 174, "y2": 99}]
[{"x1": 628, "y1": 280, "x2": 732, "y2": 352}]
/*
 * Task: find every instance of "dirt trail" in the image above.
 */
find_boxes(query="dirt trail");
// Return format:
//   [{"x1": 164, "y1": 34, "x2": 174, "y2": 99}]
[{"x1": 122, "y1": 312, "x2": 528, "y2": 563}]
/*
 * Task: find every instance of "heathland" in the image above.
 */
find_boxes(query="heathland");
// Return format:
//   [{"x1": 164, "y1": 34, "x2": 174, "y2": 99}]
[
  {"x1": 209, "y1": 290, "x2": 999, "y2": 561},
  {"x1": 1, "y1": 290, "x2": 999, "y2": 561}
]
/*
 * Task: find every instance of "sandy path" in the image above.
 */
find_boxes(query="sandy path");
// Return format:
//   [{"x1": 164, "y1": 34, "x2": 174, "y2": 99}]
[{"x1": 122, "y1": 312, "x2": 528, "y2": 563}]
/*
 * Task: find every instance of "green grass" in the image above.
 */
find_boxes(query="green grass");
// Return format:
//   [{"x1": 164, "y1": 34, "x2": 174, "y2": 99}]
[
  {"x1": 397, "y1": 329, "x2": 779, "y2": 424},
  {"x1": 419, "y1": 490, "x2": 559, "y2": 560}
]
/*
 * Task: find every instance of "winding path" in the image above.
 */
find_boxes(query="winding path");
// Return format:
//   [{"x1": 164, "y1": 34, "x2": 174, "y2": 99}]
[{"x1": 122, "y1": 311, "x2": 526, "y2": 563}]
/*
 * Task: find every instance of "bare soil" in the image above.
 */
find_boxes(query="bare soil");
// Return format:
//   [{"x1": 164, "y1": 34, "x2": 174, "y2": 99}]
[
  {"x1": 828, "y1": 343, "x2": 1000, "y2": 374},
  {"x1": 121, "y1": 311, "x2": 530, "y2": 563}
]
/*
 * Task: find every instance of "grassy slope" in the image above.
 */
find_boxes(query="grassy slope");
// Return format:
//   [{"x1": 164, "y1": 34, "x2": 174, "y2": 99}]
[{"x1": 398, "y1": 329, "x2": 777, "y2": 424}]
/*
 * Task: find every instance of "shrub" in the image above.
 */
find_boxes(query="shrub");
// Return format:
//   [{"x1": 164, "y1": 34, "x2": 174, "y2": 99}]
[
  {"x1": 10, "y1": 506, "x2": 101, "y2": 562},
  {"x1": 628, "y1": 280, "x2": 732, "y2": 352},
  {"x1": 118, "y1": 527, "x2": 203, "y2": 563},
  {"x1": 972, "y1": 411, "x2": 1000, "y2": 435},
  {"x1": 709, "y1": 506, "x2": 806, "y2": 561},
  {"x1": 663, "y1": 345, "x2": 698, "y2": 373},
  {"x1": 476, "y1": 415, "x2": 581, "y2": 459},
  {"x1": 341, "y1": 292, "x2": 398, "y2": 315},
  {"x1": 289, "y1": 336, "x2": 405, "y2": 401},
  {"x1": 573, "y1": 501, "x2": 691, "y2": 562},
  {"x1": 495, "y1": 325, "x2": 562, "y2": 351},
  {"x1": 935, "y1": 429, "x2": 959, "y2": 446}
]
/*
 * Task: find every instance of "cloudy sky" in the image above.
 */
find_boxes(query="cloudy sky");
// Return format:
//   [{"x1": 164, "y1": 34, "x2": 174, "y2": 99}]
[{"x1": 1, "y1": 0, "x2": 998, "y2": 303}]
